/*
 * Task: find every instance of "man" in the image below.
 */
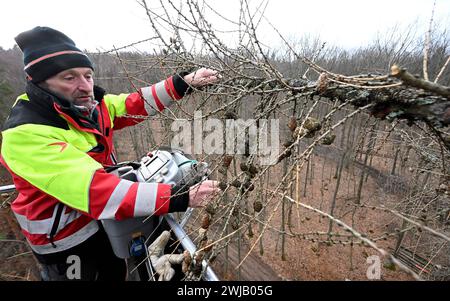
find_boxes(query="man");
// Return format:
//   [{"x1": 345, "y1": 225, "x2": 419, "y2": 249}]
[{"x1": 0, "y1": 26, "x2": 220, "y2": 280}]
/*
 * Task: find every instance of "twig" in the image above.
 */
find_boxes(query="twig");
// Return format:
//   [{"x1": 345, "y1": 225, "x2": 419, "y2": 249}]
[
  {"x1": 6, "y1": 251, "x2": 32, "y2": 260},
  {"x1": 434, "y1": 55, "x2": 450, "y2": 84}
]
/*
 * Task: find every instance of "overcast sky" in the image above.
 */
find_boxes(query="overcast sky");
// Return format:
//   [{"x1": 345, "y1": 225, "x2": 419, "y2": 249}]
[{"x1": 1, "y1": 0, "x2": 449, "y2": 52}]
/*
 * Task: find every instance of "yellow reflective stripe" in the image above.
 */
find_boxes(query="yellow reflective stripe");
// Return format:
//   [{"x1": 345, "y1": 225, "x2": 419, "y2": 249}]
[{"x1": 1, "y1": 124, "x2": 102, "y2": 212}]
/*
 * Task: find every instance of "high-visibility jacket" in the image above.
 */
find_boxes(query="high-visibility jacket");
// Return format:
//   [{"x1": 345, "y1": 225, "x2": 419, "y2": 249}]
[{"x1": 0, "y1": 74, "x2": 190, "y2": 255}]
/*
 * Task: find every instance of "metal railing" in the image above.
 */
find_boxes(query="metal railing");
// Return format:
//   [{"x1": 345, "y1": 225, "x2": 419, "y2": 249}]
[{"x1": 0, "y1": 185, "x2": 16, "y2": 194}]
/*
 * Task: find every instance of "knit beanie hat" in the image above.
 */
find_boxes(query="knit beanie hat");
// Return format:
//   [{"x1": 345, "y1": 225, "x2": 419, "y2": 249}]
[{"x1": 15, "y1": 26, "x2": 94, "y2": 83}]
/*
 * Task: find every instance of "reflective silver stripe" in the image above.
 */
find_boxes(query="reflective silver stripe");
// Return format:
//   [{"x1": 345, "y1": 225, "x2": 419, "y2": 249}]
[
  {"x1": 141, "y1": 86, "x2": 158, "y2": 116},
  {"x1": 154, "y1": 81, "x2": 174, "y2": 108},
  {"x1": 29, "y1": 220, "x2": 99, "y2": 254},
  {"x1": 134, "y1": 183, "x2": 157, "y2": 216},
  {"x1": 57, "y1": 209, "x2": 82, "y2": 232},
  {"x1": 14, "y1": 212, "x2": 52, "y2": 235},
  {"x1": 13, "y1": 209, "x2": 82, "y2": 235},
  {"x1": 98, "y1": 179, "x2": 134, "y2": 219}
]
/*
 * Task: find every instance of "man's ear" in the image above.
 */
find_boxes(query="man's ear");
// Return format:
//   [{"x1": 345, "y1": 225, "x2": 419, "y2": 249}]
[{"x1": 37, "y1": 81, "x2": 50, "y2": 90}]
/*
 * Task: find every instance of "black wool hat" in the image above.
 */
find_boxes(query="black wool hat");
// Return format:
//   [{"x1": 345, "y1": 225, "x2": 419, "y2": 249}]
[{"x1": 15, "y1": 26, "x2": 94, "y2": 83}]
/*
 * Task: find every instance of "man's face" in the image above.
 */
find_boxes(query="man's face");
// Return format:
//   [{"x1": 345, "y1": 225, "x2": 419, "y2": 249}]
[{"x1": 44, "y1": 67, "x2": 94, "y2": 108}]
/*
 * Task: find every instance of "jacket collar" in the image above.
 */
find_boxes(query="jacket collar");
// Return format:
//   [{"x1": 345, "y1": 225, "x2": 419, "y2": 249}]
[{"x1": 25, "y1": 82, "x2": 105, "y2": 131}]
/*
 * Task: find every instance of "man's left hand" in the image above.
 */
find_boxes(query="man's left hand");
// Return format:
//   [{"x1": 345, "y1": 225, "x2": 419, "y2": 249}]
[{"x1": 183, "y1": 68, "x2": 221, "y2": 87}]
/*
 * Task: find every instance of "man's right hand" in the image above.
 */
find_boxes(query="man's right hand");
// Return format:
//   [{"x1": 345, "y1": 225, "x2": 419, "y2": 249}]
[{"x1": 188, "y1": 180, "x2": 220, "y2": 208}]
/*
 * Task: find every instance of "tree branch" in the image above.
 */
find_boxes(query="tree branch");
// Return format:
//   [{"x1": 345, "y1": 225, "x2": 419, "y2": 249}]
[{"x1": 391, "y1": 64, "x2": 450, "y2": 99}]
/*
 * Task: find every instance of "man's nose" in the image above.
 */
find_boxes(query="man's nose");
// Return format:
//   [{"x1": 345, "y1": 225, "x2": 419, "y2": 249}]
[{"x1": 77, "y1": 77, "x2": 92, "y2": 93}]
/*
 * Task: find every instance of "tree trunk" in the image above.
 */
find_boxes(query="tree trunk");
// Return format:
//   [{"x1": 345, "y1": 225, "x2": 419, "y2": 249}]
[
  {"x1": 394, "y1": 219, "x2": 408, "y2": 255},
  {"x1": 391, "y1": 146, "x2": 400, "y2": 175},
  {"x1": 303, "y1": 159, "x2": 310, "y2": 197},
  {"x1": 280, "y1": 160, "x2": 288, "y2": 261},
  {"x1": 328, "y1": 150, "x2": 347, "y2": 241}
]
